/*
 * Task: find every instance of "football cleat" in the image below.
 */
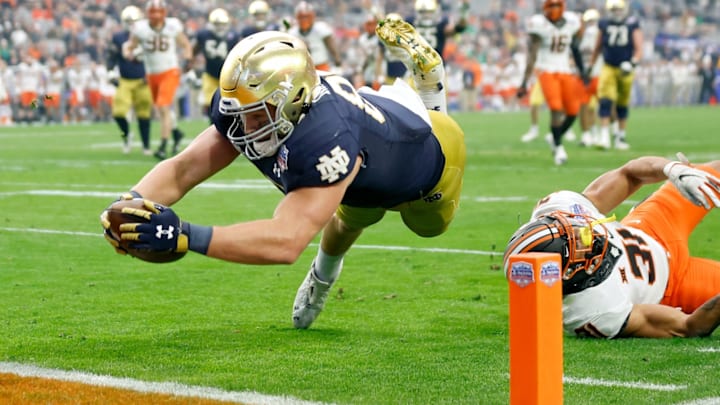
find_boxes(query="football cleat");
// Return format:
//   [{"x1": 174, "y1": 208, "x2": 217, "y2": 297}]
[
  {"x1": 376, "y1": 17, "x2": 441, "y2": 76},
  {"x1": 579, "y1": 131, "x2": 593, "y2": 147},
  {"x1": 153, "y1": 149, "x2": 167, "y2": 160},
  {"x1": 564, "y1": 130, "x2": 576, "y2": 142},
  {"x1": 614, "y1": 136, "x2": 630, "y2": 150},
  {"x1": 292, "y1": 262, "x2": 339, "y2": 329},
  {"x1": 595, "y1": 130, "x2": 611, "y2": 150},
  {"x1": 121, "y1": 132, "x2": 132, "y2": 154},
  {"x1": 553, "y1": 144, "x2": 568, "y2": 166},
  {"x1": 520, "y1": 130, "x2": 539, "y2": 143}
]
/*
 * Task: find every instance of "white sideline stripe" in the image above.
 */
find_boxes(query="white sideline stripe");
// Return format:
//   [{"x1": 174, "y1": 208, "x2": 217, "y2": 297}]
[
  {"x1": 697, "y1": 347, "x2": 720, "y2": 352},
  {"x1": 0, "y1": 227, "x2": 498, "y2": 256},
  {"x1": 675, "y1": 398, "x2": 720, "y2": 405},
  {"x1": 564, "y1": 376, "x2": 686, "y2": 391},
  {"x1": 0, "y1": 362, "x2": 327, "y2": 405}
]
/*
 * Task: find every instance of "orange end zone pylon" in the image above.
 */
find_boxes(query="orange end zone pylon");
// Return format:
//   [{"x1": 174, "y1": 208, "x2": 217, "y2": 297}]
[{"x1": 507, "y1": 252, "x2": 563, "y2": 405}]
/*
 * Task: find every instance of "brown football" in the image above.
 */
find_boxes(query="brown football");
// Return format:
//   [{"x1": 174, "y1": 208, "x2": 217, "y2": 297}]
[{"x1": 105, "y1": 198, "x2": 187, "y2": 263}]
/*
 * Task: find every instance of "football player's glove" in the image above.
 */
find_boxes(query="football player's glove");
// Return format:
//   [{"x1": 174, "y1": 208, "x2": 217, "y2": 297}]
[
  {"x1": 100, "y1": 191, "x2": 141, "y2": 255},
  {"x1": 119, "y1": 200, "x2": 189, "y2": 254},
  {"x1": 516, "y1": 84, "x2": 528, "y2": 99},
  {"x1": 664, "y1": 160, "x2": 720, "y2": 210},
  {"x1": 580, "y1": 68, "x2": 592, "y2": 86},
  {"x1": 619, "y1": 61, "x2": 634, "y2": 75}
]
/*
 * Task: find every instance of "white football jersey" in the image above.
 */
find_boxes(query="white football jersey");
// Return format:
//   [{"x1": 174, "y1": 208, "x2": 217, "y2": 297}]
[
  {"x1": 526, "y1": 12, "x2": 581, "y2": 73},
  {"x1": 131, "y1": 17, "x2": 184, "y2": 74},
  {"x1": 288, "y1": 21, "x2": 334, "y2": 66},
  {"x1": 15, "y1": 61, "x2": 45, "y2": 93},
  {"x1": 45, "y1": 68, "x2": 66, "y2": 95},
  {"x1": 531, "y1": 191, "x2": 670, "y2": 338}
]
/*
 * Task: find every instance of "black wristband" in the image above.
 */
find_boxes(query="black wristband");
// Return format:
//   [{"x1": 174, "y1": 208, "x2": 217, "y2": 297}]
[
  {"x1": 181, "y1": 222, "x2": 213, "y2": 255},
  {"x1": 129, "y1": 190, "x2": 143, "y2": 199}
]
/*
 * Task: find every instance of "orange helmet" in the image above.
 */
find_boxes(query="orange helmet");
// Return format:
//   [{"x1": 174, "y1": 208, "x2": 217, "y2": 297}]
[
  {"x1": 146, "y1": 0, "x2": 167, "y2": 28},
  {"x1": 543, "y1": 0, "x2": 565, "y2": 22},
  {"x1": 295, "y1": 1, "x2": 315, "y2": 32}
]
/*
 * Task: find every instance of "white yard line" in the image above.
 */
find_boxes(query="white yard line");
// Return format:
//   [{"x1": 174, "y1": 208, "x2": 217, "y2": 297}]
[
  {"x1": 0, "y1": 362, "x2": 328, "y2": 405},
  {"x1": 0, "y1": 226, "x2": 498, "y2": 256},
  {"x1": 564, "y1": 376, "x2": 686, "y2": 391}
]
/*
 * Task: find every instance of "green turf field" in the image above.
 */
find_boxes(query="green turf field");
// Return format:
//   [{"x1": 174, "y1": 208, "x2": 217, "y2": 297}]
[{"x1": 1, "y1": 107, "x2": 719, "y2": 404}]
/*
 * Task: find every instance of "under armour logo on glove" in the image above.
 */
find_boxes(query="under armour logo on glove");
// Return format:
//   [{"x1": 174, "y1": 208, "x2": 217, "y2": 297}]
[
  {"x1": 155, "y1": 225, "x2": 176, "y2": 240},
  {"x1": 118, "y1": 200, "x2": 188, "y2": 253}
]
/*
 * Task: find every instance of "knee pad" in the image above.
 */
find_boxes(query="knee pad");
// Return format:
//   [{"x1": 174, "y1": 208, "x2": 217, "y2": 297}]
[
  {"x1": 616, "y1": 105, "x2": 629, "y2": 120},
  {"x1": 598, "y1": 99, "x2": 613, "y2": 118}
]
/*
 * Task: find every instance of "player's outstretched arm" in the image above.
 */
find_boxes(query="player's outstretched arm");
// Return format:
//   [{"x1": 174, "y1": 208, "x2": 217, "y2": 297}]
[
  {"x1": 204, "y1": 156, "x2": 362, "y2": 264},
  {"x1": 582, "y1": 156, "x2": 670, "y2": 215},
  {"x1": 132, "y1": 125, "x2": 239, "y2": 206},
  {"x1": 620, "y1": 295, "x2": 720, "y2": 338},
  {"x1": 581, "y1": 155, "x2": 720, "y2": 214}
]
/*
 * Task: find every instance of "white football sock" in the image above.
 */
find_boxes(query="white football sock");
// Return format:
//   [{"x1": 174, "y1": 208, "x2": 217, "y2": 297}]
[
  {"x1": 415, "y1": 63, "x2": 447, "y2": 113},
  {"x1": 313, "y1": 248, "x2": 344, "y2": 283}
]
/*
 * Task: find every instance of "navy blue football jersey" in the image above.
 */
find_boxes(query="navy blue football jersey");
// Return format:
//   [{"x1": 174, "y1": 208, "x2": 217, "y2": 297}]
[
  {"x1": 406, "y1": 15, "x2": 456, "y2": 57},
  {"x1": 108, "y1": 31, "x2": 145, "y2": 79},
  {"x1": 194, "y1": 28, "x2": 241, "y2": 78},
  {"x1": 598, "y1": 16, "x2": 641, "y2": 67},
  {"x1": 210, "y1": 75, "x2": 444, "y2": 208},
  {"x1": 240, "y1": 23, "x2": 282, "y2": 39}
]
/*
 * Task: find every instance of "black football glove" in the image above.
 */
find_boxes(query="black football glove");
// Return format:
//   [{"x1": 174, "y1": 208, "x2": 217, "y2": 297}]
[
  {"x1": 119, "y1": 200, "x2": 189, "y2": 254},
  {"x1": 516, "y1": 85, "x2": 528, "y2": 99}
]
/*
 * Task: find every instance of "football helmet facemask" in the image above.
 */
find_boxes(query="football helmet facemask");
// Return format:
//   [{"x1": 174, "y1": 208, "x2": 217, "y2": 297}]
[
  {"x1": 218, "y1": 31, "x2": 318, "y2": 160},
  {"x1": 208, "y1": 8, "x2": 231, "y2": 36},
  {"x1": 503, "y1": 211, "x2": 620, "y2": 295},
  {"x1": 543, "y1": 0, "x2": 565, "y2": 23},
  {"x1": 606, "y1": 0, "x2": 628, "y2": 22},
  {"x1": 121, "y1": 5, "x2": 143, "y2": 29},
  {"x1": 249, "y1": 0, "x2": 271, "y2": 29}
]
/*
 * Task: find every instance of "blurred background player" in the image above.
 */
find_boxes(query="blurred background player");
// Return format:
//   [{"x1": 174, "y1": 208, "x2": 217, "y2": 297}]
[
  {"x1": 287, "y1": 1, "x2": 342, "y2": 71},
  {"x1": 589, "y1": 0, "x2": 643, "y2": 150},
  {"x1": 356, "y1": 10, "x2": 383, "y2": 89},
  {"x1": 109, "y1": 5, "x2": 153, "y2": 154},
  {"x1": 406, "y1": 0, "x2": 469, "y2": 60},
  {"x1": 240, "y1": 0, "x2": 280, "y2": 38},
  {"x1": 517, "y1": 0, "x2": 585, "y2": 166},
  {"x1": 43, "y1": 59, "x2": 66, "y2": 124},
  {"x1": 193, "y1": 8, "x2": 239, "y2": 118},
  {"x1": 14, "y1": 51, "x2": 44, "y2": 125},
  {"x1": 578, "y1": 8, "x2": 602, "y2": 147},
  {"x1": 124, "y1": 0, "x2": 193, "y2": 160}
]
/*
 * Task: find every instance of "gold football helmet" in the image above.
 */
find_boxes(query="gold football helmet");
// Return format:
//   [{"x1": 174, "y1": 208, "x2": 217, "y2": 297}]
[
  {"x1": 249, "y1": 0, "x2": 271, "y2": 29},
  {"x1": 218, "y1": 31, "x2": 318, "y2": 159},
  {"x1": 606, "y1": 0, "x2": 628, "y2": 22},
  {"x1": 121, "y1": 5, "x2": 143, "y2": 29},
  {"x1": 208, "y1": 8, "x2": 231, "y2": 36},
  {"x1": 414, "y1": 0, "x2": 438, "y2": 25}
]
